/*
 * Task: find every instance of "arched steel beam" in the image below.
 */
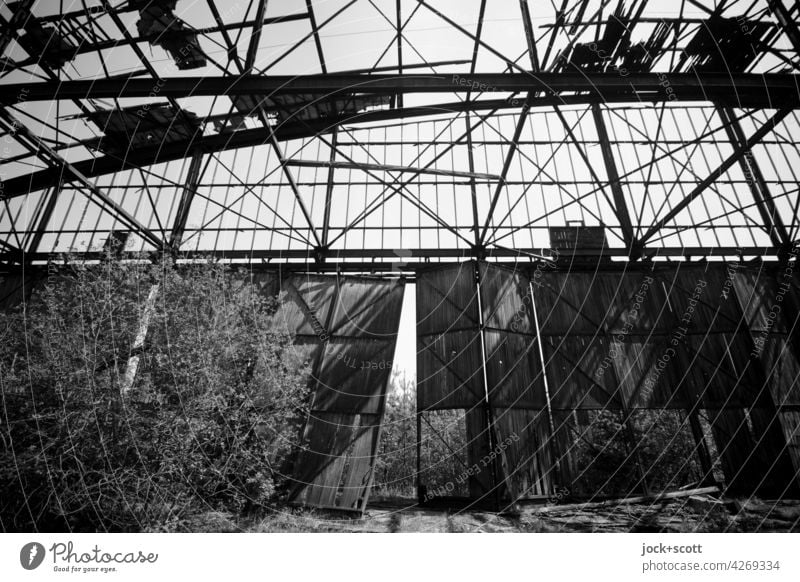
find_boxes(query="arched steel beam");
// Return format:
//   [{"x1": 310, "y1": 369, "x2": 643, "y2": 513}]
[
  {"x1": 1, "y1": 78, "x2": 798, "y2": 201},
  {"x1": 1, "y1": 73, "x2": 798, "y2": 103}
]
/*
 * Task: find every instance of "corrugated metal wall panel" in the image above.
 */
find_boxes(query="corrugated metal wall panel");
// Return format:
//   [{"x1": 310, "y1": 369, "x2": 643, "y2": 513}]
[
  {"x1": 734, "y1": 269, "x2": 800, "y2": 405},
  {"x1": 330, "y1": 278, "x2": 405, "y2": 336},
  {"x1": 313, "y1": 338, "x2": 396, "y2": 415},
  {"x1": 417, "y1": 329, "x2": 484, "y2": 410},
  {"x1": 778, "y1": 411, "x2": 800, "y2": 490},
  {"x1": 290, "y1": 412, "x2": 354, "y2": 508},
  {"x1": 704, "y1": 408, "x2": 761, "y2": 494},
  {"x1": 416, "y1": 264, "x2": 480, "y2": 335},
  {"x1": 340, "y1": 417, "x2": 380, "y2": 509},
  {"x1": 747, "y1": 406, "x2": 799, "y2": 496},
  {"x1": 0, "y1": 273, "x2": 40, "y2": 310},
  {"x1": 676, "y1": 333, "x2": 761, "y2": 408},
  {"x1": 731, "y1": 266, "x2": 800, "y2": 490},
  {"x1": 758, "y1": 338, "x2": 800, "y2": 405},
  {"x1": 277, "y1": 274, "x2": 338, "y2": 338},
  {"x1": 417, "y1": 264, "x2": 484, "y2": 411},
  {"x1": 534, "y1": 264, "x2": 799, "y2": 496},
  {"x1": 614, "y1": 339, "x2": 686, "y2": 408},
  {"x1": 479, "y1": 263, "x2": 547, "y2": 409},
  {"x1": 537, "y1": 267, "x2": 775, "y2": 410},
  {"x1": 484, "y1": 330, "x2": 547, "y2": 408},
  {"x1": 544, "y1": 335, "x2": 621, "y2": 409},
  {"x1": 493, "y1": 408, "x2": 554, "y2": 497},
  {"x1": 464, "y1": 407, "x2": 493, "y2": 498}
]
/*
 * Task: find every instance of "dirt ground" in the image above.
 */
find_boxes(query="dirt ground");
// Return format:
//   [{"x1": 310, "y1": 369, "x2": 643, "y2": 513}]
[{"x1": 195, "y1": 495, "x2": 800, "y2": 533}]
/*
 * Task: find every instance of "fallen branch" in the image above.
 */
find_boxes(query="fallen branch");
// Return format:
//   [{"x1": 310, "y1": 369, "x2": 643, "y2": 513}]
[{"x1": 534, "y1": 486, "x2": 720, "y2": 512}]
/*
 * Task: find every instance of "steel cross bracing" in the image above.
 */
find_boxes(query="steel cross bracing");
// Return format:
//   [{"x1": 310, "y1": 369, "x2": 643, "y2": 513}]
[{"x1": 1, "y1": 0, "x2": 799, "y2": 271}]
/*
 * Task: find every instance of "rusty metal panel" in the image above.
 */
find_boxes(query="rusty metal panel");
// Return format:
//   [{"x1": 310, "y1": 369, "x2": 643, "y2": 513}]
[
  {"x1": 551, "y1": 410, "x2": 581, "y2": 489},
  {"x1": 734, "y1": 267, "x2": 800, "y2": 335},
  {"x1": 535, "y1": 271, "x2": 615, "y2": 335},
  {"x1": 535, "y1": 270, "x2": 663, "y2": 410},
  {"x1": 703, "y1": 405, "x2": 796, "y2": 496}
]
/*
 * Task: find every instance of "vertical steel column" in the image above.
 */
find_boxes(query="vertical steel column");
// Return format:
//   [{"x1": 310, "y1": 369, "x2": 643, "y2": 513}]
[
  {"x1": 465, "y1": 113, "x2": 481, "y2": 249},
  {"x1": 475, "y1": 262, "x2": 503, "y2": 509},
  {"x1": 528, "y1": 275, "x2": 562, "y2": 484},
  {"x1": 395, "y1": 0, "x2": 404, "y2": 109},
  {"x1": 416, "y1": 409, "x2": 423, "y2": 503}
]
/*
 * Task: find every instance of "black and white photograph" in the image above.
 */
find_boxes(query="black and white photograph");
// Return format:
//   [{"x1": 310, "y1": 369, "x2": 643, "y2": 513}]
[{"x1": 1, "y1": 0, "x2": 799, "y2": 578}]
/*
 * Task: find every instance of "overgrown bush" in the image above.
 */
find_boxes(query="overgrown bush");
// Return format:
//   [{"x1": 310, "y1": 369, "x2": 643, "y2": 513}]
[
  {"x1": 373, "y1": 372, "x2": 416, "y2": 497},
  {"x1": 374, "y1": 373, "x2": 474, "y2": 499},
  {"x1": 569, "y1": 409, "x2": 702, "y2": 497},
  {"x1": 0, "y1": 256, "x2": 310, "y2": 532}
]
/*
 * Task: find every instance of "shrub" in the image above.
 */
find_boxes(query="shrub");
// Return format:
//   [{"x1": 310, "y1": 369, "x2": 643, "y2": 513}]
[{"x1": 0, "y1": 256, "x2": 309, "y2": 531}]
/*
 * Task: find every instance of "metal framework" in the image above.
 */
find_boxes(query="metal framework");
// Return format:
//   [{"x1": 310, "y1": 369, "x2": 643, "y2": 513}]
[{"x1": 0, "y1": 0, "x2": 799, "y2": 271}]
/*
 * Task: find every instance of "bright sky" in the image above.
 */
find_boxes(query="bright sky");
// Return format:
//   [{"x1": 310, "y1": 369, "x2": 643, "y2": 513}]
[{"x1": 390, "y1": 282, "x2": 416, "y2": 384}]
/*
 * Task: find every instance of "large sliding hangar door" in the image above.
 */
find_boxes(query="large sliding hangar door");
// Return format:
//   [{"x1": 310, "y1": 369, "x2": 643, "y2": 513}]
[
  {"x1": 416, "y1": 261, "x2": 800, "y2": 507},
  {"x1": 275, "y1": 273, "x2": 405, "y2": 511}
]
